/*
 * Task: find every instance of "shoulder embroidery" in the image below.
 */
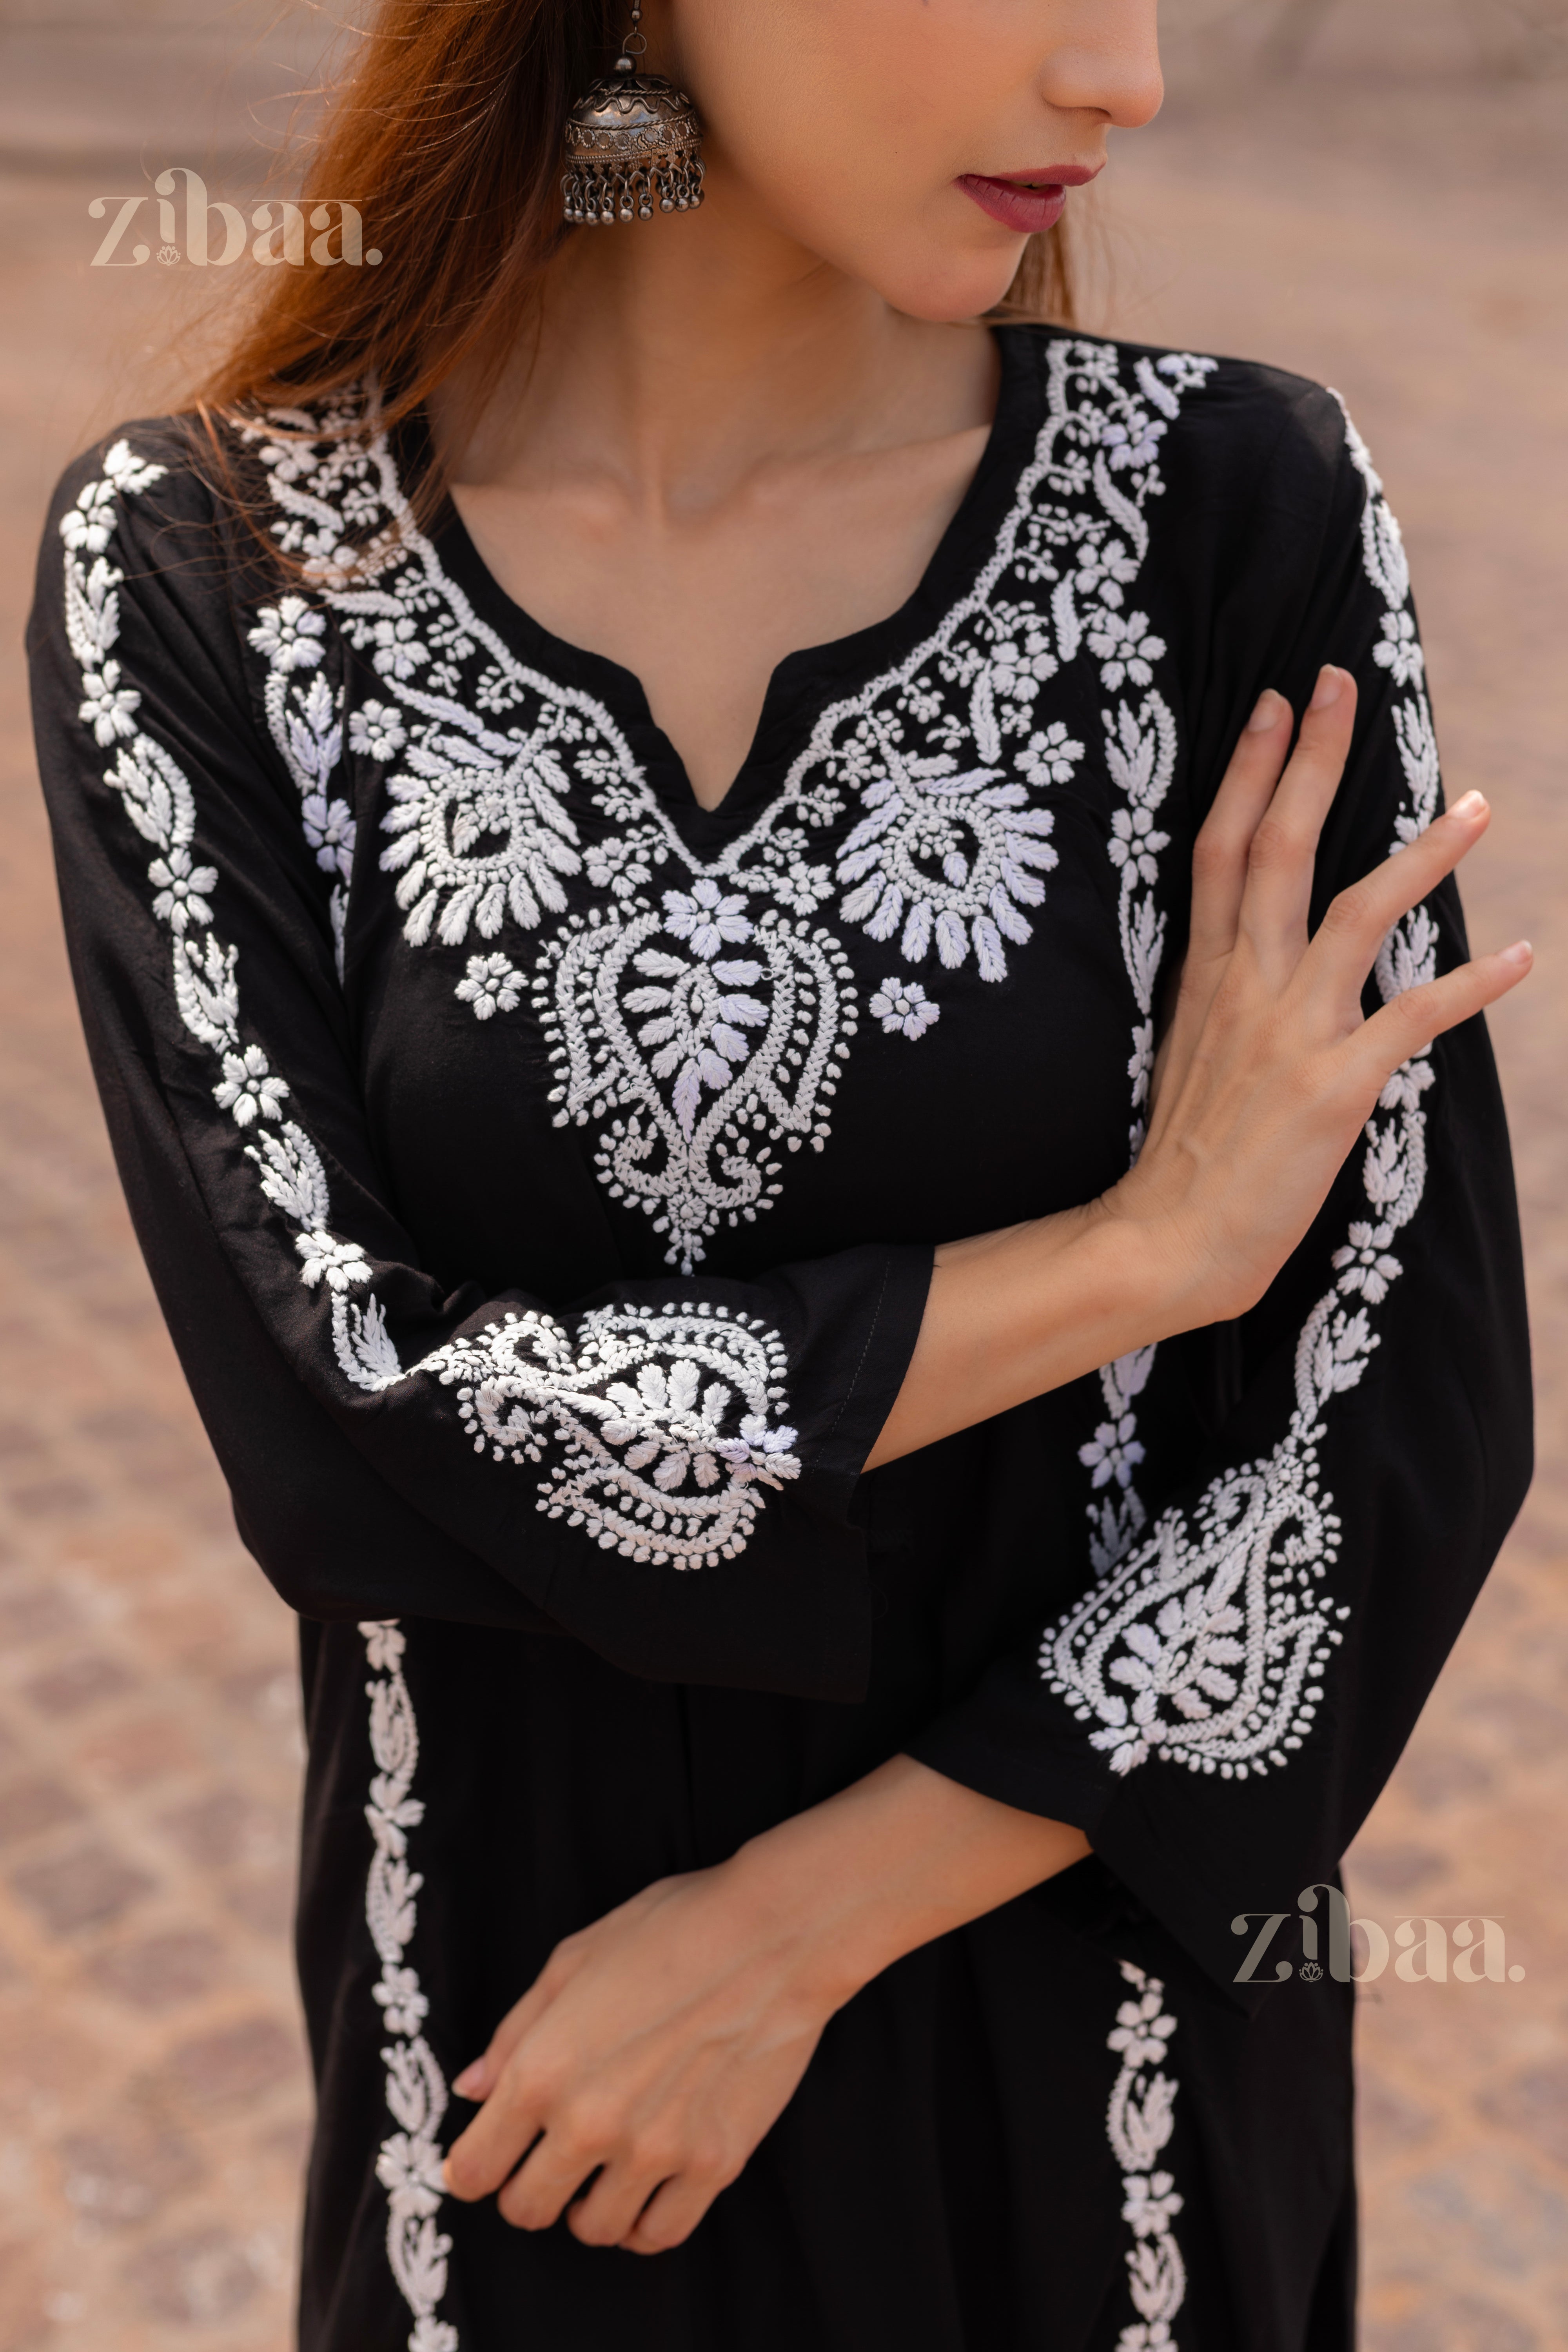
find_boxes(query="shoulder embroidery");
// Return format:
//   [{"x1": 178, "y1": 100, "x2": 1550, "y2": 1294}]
[
  {"x1": 1105, "y1": 1962, "x2": 1186, "y2": 2351},
  {"x1": 360, "y1": 1621, "x2": 461, "y2": 2352},
  {"x1": 247, "y1": 592, "x2": 355, "y2": 979},
  {"x1": 241, "y1": 344, "x2": 1219, "y2": 1271},
  {"x1": 1047, "y1": 403, "x2": 1440, "y2": 1778},
  {"x1": 56, "y1": 445, "x2": 800, "y2": 1566}
]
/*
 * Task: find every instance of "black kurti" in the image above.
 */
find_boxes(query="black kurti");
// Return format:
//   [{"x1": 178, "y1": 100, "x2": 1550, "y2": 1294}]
[{"x1": 29, "y1": 325, "x2": 1530, "y2": 2352}]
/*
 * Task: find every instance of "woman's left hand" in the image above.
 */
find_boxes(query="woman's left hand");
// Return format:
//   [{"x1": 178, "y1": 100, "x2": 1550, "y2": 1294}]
[
  {"x1": 441, "y1": 1756, "x2": 1089, "y2": 2252},
  {"x1": 441, "y1": 1857, "x2": 838, "y2": 2254}
]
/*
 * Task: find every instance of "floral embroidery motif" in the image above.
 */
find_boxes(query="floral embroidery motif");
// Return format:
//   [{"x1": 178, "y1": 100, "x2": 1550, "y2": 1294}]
[
  {"x1": 1105, "y1": 1963, "x2": 1186, "y2": 2351},
  {"x1": 238, "y1": 342, "x2": 1220, "y2": 1270},
  {"x1": 361, "y1": 1621, "x2": 461, "y2": 2352},
  {"x1": 869, "y1": 976, "x2": 940, "y2": 1040},
  {"x1": 1047, "y1": 405, "x2": 1441, "y2": 1777},
  {"x1": 454, "y1": 951, "x2": 522, "y2": 1019}
]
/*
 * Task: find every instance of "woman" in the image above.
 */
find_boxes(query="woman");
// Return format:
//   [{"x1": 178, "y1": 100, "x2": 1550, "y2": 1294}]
[{"x1": 29, "y1": 0, "x2": 1532, "y2": 2346}]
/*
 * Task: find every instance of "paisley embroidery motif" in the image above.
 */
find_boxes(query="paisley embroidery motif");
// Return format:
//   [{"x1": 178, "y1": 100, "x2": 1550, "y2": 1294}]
[
  {"x1": 421, "y1": 1301, "x2": 800, "y2": 1568},
  {"x1": 240, "y1": 340, "x2": 1221, "y2": 1270},
  {"x1": 535, "y1": 898, "x2": 854, "y2": 1274}
]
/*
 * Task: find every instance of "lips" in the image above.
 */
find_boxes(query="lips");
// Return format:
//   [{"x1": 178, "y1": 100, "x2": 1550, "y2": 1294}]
[{"x1": 957, "y1": 165, "x2": 1100, "y2": 237}]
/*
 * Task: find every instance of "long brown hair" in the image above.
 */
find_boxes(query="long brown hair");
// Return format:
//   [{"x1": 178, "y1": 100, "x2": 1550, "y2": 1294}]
[{"x1": 199, "y1": 0, "x2": 1074, "y2": 486}]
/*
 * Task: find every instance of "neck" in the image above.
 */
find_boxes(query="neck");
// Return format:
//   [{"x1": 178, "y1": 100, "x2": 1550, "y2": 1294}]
[{"x1": 438, "y1": 160, "x2": 990, "y2": 515}]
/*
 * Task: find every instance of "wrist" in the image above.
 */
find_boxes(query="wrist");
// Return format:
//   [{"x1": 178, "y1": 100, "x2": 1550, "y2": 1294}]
[
  {"x1": 1079, "y1": 1180, "x2": 1219, "y2": 1347},
  {"x1": 713, "y1": 1830, "x2": 886, "y2": 2016}
]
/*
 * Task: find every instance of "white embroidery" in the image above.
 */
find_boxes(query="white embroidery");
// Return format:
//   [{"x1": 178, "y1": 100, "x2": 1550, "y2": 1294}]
[
  {"x1": 58, "y1": 449, "x2": 802, "y2": 1572},
  {"x1": 247, "y1": 592, "x2": 355, "y2": 980},
  {"x1": 238, "y1": 343, "x2": 1220, "y2": 1270},
  {"x1": 1106, "y1": 1962, "x2": 1186, "y2": 2352},
  {"x1": 421, "y1": 1301, "x2": 800, "y2": 1568},
  {"x1": 534, "y1": 901, "x2": 855, "y2": 1273},
  {"x1": 1047, "y1": 403, "x2": 1441, "y2": 1778},
  {"x1": 869, "y1": 976, "x2": 940, "y2": 1040},
  {"x1": 361, "y1": 1621, "x2": 461, "y2": 2352},
  {"x1": 454, "y1": 951, "x2": 521, "y2": 1020}
]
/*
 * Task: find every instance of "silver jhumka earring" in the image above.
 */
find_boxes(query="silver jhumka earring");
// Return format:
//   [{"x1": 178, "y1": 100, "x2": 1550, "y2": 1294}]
[{"x1": 561, "y1": 4, "x2": 705, "y2": 226}]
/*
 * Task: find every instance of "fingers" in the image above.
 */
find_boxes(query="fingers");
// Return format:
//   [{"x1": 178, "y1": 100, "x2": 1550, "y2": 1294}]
[
  {"x1": 1236, "y1": 667, "x2": 1358, "y2": 975},
  {"x1": 1353, "y1": 940, "x2": 1532, "y2": 1083},
  {"x1": 450, "y1": 1965, "x2": 566, "y2": 2109},
  {"x1": 444, "y1": 2063, "x2": 549, "y2": 2202},
  {"x1": 1187, "y1": 687, "x2": 1294, "y2": 969},
  {"x1": 618, "y1": 2168, "x2": 727, "y2": 2256},
  {"x1": 1306, "y1": 791, "x2": 1490, "y2": 989},
  {"x1": 495, "y1": 2114, "x2": 609, "y2": 2231}
]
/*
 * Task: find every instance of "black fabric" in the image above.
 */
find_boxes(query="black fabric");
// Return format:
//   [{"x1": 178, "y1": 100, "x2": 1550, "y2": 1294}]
[{"x1": 29, "y1": 324, "x2": 1530, "y2": 2352}]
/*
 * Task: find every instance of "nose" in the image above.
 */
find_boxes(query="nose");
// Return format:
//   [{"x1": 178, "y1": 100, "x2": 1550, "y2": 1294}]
[{"x1": 1038, "y1": 0, "x2": 1164, "y2": 132}]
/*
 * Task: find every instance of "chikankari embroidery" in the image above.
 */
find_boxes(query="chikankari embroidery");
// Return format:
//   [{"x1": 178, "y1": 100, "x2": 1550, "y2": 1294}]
[
  {"x1": 239, "y1": 341, "x2": 1219, "y2": 1272},
  {"x1": 56, "y1": 444, "x2": 802, "y2": 1569},
  {"x1": 1105, "y1": 1962, "x2": 1186, "y2": 2351},
  {"x1": 1046, "y1": 406, "x2": 1440, "y2": 1778},
  {"x1": 361, "y1": 1619, "x2": 461, "y2": 2352},
  {"x1": 421, "y1": 1301, "x2": 800, "y2": 1568}
]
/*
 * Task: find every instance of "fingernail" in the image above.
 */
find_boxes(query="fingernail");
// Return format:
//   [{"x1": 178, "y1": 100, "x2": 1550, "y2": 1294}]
[
  {"x1": 453, "y1": 2063, "x2": 484, "y2": 2098},
  {"x1": 1501, "y1": 939, "x2": 1532, "y2": 967},
  {"x1": 441, "y1": 2157, "x2": 456, "y2": 2192},
  {"x1": 1247, "y1": 688, "x2": 1285, "y2": 733},
  {"x1": 1451, "y1": 789, "x2": 1487, "y2": 820},
  {"x1": 1309, "y1": 667, "x2": 1343, "y2": 710}
]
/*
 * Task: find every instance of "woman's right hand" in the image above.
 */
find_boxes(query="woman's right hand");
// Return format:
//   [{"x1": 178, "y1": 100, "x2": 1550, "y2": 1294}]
[
  {"x1": 1105, "y1": 666, "x2": 1530, "y2": 1326},
  {"x1": 866, "y1": 665, "x2": 1529, "y2": 1469}
]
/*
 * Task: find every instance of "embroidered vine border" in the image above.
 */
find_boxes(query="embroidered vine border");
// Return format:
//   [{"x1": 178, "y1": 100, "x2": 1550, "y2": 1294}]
[
  {"x1": 59, "y1": 445, "x2": 474, "y2": 2352},
  {"x1": 1106, "y1": 1963, "x2": 1186, "y2": 2350},
  {"x1": 362, "y1": 1622, "x2": 460, "y2": 2352},
  {"x1": 1043, "y1": 404, "x2": 1443, "y2": 1781}
]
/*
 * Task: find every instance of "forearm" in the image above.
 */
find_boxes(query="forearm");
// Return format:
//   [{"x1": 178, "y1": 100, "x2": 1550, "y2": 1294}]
[
  {"x1": 720, "y1": 1753, "x2": 1091, "y2": 2011},
  {"x1": 865, "y1": 1200, "x2": 1190, "y2": 1468}
]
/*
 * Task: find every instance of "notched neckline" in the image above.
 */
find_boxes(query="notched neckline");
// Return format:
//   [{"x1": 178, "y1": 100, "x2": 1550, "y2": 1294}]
[{"x1": 419, "y1": 326, "x2": 1044, "y2": 836}]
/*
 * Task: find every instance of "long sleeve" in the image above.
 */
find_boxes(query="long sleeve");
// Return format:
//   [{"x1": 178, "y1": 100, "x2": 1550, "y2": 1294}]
[
  {"x1": 908, "y1": 394, "x2": 1533, "y2": 1994},
  {"x1": 28, "y1": 430, "x2": 930, "y2": 1702}
]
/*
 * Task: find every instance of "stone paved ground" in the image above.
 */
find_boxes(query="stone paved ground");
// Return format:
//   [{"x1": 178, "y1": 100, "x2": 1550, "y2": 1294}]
[{"x1": 0, "y1": 2, "x2": 1563, "y2": 2345}]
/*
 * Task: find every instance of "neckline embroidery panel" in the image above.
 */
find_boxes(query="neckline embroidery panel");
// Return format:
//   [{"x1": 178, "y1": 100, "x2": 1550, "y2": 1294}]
[{"x1": 243, "y1": 337, "x2": 1220, "y2": 1275}]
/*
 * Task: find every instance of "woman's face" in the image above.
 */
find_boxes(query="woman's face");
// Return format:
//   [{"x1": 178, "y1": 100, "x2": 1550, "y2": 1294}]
[{"x1": 656, "y1": 0, "x2": 1163, "y2": 318}]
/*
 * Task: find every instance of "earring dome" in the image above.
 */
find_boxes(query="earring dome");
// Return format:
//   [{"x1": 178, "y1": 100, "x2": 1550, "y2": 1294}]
[{"x1": 562, "y1": 53, "x2": 705, "y2": 226}]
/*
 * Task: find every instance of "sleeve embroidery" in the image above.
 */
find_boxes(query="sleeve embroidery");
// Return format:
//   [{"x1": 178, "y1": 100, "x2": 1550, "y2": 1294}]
[
  {"x1": 1044, "y1": 406, "x2": 1441, "y2": 1779},
  {"x1": 56, "y1": 448, "x2": 800, "y2": 1571}
]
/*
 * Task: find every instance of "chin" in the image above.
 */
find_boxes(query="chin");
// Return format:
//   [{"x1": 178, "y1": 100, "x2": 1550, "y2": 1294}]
[
  {"x1": 878, "y1": 259, "x2": 1028, "y2": 324},
  {"x1": 855, "y1": 245, "x2": 1028, "y2": 325}
]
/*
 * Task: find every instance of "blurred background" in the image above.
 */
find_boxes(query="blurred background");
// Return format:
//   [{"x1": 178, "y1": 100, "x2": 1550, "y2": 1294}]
[{"x1": 0, "y1": 1, "x2": 1564, "y2": 2345}]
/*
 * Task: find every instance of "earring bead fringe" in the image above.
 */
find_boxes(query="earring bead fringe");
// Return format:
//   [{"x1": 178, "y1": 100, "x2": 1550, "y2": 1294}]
[{"x1": 562, "y1": 58, "x2": 705, "y2": 227}]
